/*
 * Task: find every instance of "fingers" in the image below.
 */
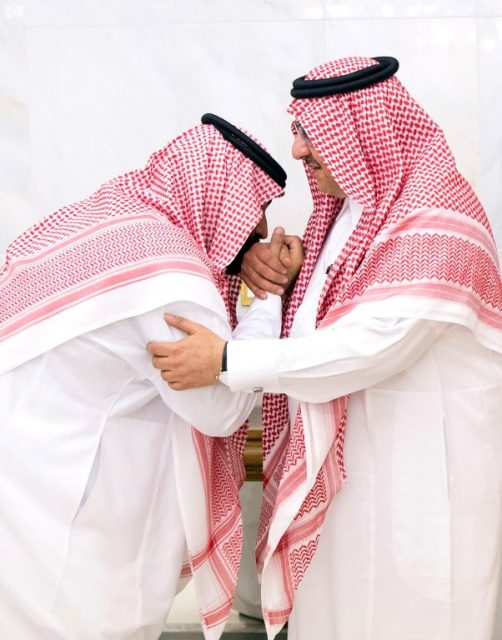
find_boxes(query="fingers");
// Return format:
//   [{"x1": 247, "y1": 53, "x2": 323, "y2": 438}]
[
  {"x1": 150, "y1": 354, "x2": 170, "y2": 370},
  {"x1": 241, "y1": 265, "x2": 285, "y2": 299},
  {"x1": 147, "y1": 320, "x2": 224, "y2": 391},
  {"x1": 238, "y1": 231, "x2": 304, "y2": 298},
  {"x1": 150, "y1": 353, "x2": 198, "y2": 390},
  {"x1": 272, "y1": 227, "x2": 294, "y2": 268},
  {"x1": 242, "y1": 244, "x2": 288, "y2": 279},
  {"x1": 240, "y1": 240, "x2": 290, "y2": 299},
  {"x1": 269, "y1": 226, "x2": 285, "y2": 256},
  {"x1": 161, "y1": 370, "x2": 185, "y2": 391},
  {"x1": 158, "y1": 360, "x2": 217, "y2": 391},
  {"x1": 163, "y1": 313, "x2": 202, "y2": 336},
  {"x1": 145, "y1": 316, "x2": 194, "y2": 357},
  {"x1": 146, "y1": 341, "x2": 171, "y2": 356},
  {"x1": 147, "y1": 350, "x2": 181, "y2": 386},
  {"x1": 283, "y1": 235, "x2": 303, "y2": 252},
  {"x1": 280, "y1": 255, "x2": 292, "y2": 267},
  {"x1": 243, "y1": 256, "x2": 288, "y2": 284},
  {"x1": 282, "y1": 235, "x2": 304, "y2": 279},
  {"x1": 167, "y1": 381, "x2": 185, "y2": 391},
  {"x1": 279, "y1": 244, "x2": 292, "y2": 269},
  {"x1": 241, "y1": 258, "x2": 287, "y2": 297}
]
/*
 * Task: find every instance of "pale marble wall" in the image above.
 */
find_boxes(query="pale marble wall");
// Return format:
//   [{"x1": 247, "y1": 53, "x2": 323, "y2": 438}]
[{"x1": 1, "y1": 0, "x2": 501, "y2": 253}]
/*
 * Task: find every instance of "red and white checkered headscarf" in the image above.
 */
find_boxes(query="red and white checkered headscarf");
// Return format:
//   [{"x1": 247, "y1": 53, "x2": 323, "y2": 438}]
[
  {"x1": 0, "y1": 122, "x2": 284, "y2": 639},
  {"x1": 1, "y1": 123, "x2": 282, "y2": 341},
  {"x1": 258, "y1": 56, "x2": 502, "y2": 637}
]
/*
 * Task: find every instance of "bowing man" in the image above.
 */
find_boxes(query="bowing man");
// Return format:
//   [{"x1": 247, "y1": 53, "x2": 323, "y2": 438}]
[{"x1": 0, "y1": 114, "x2": 302, "y2": 640}]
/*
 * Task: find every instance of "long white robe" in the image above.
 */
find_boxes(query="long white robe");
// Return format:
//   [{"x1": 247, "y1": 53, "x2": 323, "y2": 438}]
[
  {"x1": 225, "y1": 198, "x2": 502, "y2": 640},
  {"x1": 0, "y1": 273, "x2": 280, "y2": 640}
]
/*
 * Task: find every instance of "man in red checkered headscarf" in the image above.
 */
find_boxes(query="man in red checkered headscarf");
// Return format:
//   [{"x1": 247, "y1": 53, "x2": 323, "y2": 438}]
[
  {"x1": 149, "y1": 58, "x2": 502, "y2": 640},
  {"x1": 0, "y1": 115, "x2": 297, "y2": 640}
]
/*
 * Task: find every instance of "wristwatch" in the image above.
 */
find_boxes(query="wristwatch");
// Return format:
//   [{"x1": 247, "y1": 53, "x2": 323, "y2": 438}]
[{"x1": 220, "y1": 341, "x2": 228, "y2": 373}]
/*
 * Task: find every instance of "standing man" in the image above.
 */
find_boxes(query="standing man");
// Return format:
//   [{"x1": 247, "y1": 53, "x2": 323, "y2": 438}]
[
  {"x1": 0, "y1": 114, "x2": 295, "y2": 640},
  {"x1": 148, "y1": 58, "x2": 502, "y2": 640}
]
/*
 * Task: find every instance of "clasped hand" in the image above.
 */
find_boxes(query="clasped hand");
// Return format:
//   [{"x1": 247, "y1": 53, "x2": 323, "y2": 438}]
[
  {"x1": 241, "y1": 226, "x2": 304, "y2": 299},
  {"x1": 147, "y1": 314, "x2": 226, "y2": 390},
  {"x1": 147, "y1": 227, "x2": 304, "y2": 390}
]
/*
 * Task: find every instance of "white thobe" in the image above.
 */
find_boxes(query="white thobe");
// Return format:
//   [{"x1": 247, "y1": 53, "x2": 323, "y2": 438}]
[
  {"x1": 225, "y1": 198, "x2": 502, "y2": 640},
  {"x1": 0, "y1": 276, "x2": 280, "y2": 640}
]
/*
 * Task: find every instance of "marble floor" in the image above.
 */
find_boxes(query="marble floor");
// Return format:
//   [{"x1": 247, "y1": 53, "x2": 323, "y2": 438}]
[
  {"x1": 161, "y1": 614, "x2": 279, "y2": 639},
  {"x1": 162, "y1": 581, "x2": 287, "y2": 639}
]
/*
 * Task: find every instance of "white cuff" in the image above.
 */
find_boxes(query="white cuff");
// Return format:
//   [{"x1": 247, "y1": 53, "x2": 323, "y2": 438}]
[
  {"x1": 233, "y1": 293, "x2": 282, "y2": 340},
  {"x1": 225, "y1": 338, "x2": 281, "y2": 393}
]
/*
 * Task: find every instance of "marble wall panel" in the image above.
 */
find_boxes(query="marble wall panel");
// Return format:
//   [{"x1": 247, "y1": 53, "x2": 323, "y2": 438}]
[
  {"x1": 1, "y1": 1, "x2": 501, "y2": 255},
  {"x1": 2, "y1": 0, "x2": 324, "y2": 28},
  {"x1": 324, "y1": 18, "x2": 479, "y2": 187},
  {"x1": 1, "y1": 19, "x2": 325, "y2": 251},
  {"x1": 326, "y1": 0, "x2": 477, "y2": 19},
  {"x1": 0, "y1": 25, "x2": 31, "y2": 248},
  {"x1": 478, "y1": 17, "x2": 502, "y2": 250},
  {"x1": 477, "y1": 0, "x2": 502, "y2": 15}
]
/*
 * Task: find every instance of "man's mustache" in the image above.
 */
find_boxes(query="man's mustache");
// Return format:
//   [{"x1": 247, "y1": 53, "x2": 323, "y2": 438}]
[{"x1": 305, "y1": 156, "x2": 321, "y2": 170}]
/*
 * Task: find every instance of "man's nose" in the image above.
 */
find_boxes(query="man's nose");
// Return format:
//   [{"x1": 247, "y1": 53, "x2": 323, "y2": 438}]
[
  {"x1": 254, "y1": 215, "x2": 268, "y2": 239},
  {"x1": 292, "y1": 134, "x2": 310, "y2": 160}
]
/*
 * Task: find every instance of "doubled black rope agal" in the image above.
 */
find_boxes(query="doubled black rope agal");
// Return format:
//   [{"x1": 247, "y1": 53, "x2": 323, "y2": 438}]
[
  {"x1": 201, "y1": 113, "x2": 287, "y2": 188},
  {"x1": 291, "y1": 56, "x2": 399, "y2": 99}
]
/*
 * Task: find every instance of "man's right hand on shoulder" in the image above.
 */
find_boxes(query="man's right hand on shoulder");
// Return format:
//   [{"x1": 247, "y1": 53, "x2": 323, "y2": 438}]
[{"x1": 241, "y1": 226, "x2": 304, "y2": 300}]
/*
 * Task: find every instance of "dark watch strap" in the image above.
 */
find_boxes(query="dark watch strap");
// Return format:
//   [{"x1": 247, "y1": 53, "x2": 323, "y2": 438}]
[{"x1": 221, "y1": 342, "x2": 228, "y2": 373}]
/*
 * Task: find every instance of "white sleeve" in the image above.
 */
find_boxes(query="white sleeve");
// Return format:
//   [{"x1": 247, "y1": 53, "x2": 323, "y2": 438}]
[
  {"x1": 232, "y1": 294, "x2": 282, "y2": 341},
  {"x1": 224, "y1": 311, "x2": 448, "y2": 402},
  {"x1": 106, "y1": 299, "x2": 260, "y2": 437}
]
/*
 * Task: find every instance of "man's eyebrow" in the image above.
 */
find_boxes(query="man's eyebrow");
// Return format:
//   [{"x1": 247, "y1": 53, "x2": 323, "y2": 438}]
[{"x1": 295, "y1": 121, "x2": 311, "y2": 141}]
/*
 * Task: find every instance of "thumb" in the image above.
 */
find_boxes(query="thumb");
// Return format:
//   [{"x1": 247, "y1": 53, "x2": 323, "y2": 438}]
[
  {"x1": 279, "y1": 243, "x2": 292, "y2": 267},
  {"x1": 163, "y1": 313, "x2": 201, "y2": 336},
  {"x1": 269, "y1": 226, "x2": 285, "y2": 256},
  {"x1": 283, "y1": 235, "x2": 303, "y2": 255}
]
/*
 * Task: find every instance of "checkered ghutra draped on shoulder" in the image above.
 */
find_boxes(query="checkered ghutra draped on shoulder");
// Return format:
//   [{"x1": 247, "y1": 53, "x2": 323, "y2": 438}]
[
  {"x1": 0, "y1": 123, "x2": 283, "y2": 638},
  {"x1": 257, "y1": 56, "x2": 502, "y2": 637}
]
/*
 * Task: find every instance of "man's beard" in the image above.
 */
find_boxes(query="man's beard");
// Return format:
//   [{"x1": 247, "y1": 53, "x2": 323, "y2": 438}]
[{"x1": 225, "y1": 234, "x2": 261, "y2": 276}]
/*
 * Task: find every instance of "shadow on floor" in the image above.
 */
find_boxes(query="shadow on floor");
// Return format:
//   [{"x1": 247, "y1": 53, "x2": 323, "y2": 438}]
[
  {"x1": 160, "y1": 634, "x2": 287, "y2": 639},
  {"x1": 161, "y1": 618, "x2": 287, "y2": 639}
]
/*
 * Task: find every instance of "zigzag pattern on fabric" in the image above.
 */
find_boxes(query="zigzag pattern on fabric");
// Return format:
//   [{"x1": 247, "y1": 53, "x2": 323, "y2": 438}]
[
  {"x1": 258, "y1": 56, "x2": 502, "y2": 636},
  {"x1": 1, "y1": 122, "x2": 285, "y2": 638},
  {"x1": 0, "y1": 215, "x2": 212, "y2": 340}
]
